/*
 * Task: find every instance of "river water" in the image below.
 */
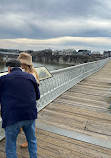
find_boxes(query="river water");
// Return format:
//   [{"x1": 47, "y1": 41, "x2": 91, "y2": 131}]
[{"x1": 0, "y1": 62, "x2": 68, "y2": 73}]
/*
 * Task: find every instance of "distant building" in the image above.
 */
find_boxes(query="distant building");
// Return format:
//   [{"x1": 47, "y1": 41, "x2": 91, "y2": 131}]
[
  {"x1": 52, "y1": 50, "x2": 60, "y2": 55},
  {"x1": 103, "y1": 51, "x2": 111, "y2": 57},
  {"x1": 26, "y1": 50, "x2": 34, "y2": 54},
  {"x1": 91, "y1": 51, "x2": 101, "y2": 55},
  {"x1": 77, "y1": 50, "x2": 91, "y2": 55},
  {"x1": 54, "y1": 49, "x2": 77, "y2": 55},
  {"x1": 63, "y1": 49, "x2": 76, "y2": 55}
]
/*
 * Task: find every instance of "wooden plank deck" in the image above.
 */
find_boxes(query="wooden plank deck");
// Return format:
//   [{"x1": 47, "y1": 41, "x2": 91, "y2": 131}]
[{"x1": 1, "y1": 60, "x2": 111, "y2": 157}]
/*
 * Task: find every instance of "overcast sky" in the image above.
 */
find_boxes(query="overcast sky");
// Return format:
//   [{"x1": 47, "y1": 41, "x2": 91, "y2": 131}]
[{"x1": 0, "y1": 0, "x2": 111, "y2": 52}]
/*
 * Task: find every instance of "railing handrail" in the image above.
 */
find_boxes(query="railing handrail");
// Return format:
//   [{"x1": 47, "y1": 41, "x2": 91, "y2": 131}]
[
  {"x1": 50, "y1": 58, "x2": 109, "y2": 74},
  {"x1": 38, "y1": 57, "x2": 111, "y2": 111}
]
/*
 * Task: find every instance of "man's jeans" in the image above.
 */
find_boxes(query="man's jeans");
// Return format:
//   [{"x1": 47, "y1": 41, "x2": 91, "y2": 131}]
[{"x1": 5, "y1": 120, "x2": 37, "y2": 158}]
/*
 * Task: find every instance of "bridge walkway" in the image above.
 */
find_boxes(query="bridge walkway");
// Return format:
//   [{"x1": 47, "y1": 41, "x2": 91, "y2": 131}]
[{"x1": 1, "y1": 60, "x2": 111, "y2": 157}]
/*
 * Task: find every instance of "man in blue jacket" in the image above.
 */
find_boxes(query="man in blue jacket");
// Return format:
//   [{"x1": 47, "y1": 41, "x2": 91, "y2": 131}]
[{"x1": 0, "y1": 59, "x2": 40, "y2": 158}]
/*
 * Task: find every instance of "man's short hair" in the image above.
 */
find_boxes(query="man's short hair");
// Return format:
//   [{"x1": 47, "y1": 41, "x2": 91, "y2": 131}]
[{"x1": 6, "y1": 59, "x2": 21, "y2": 67}]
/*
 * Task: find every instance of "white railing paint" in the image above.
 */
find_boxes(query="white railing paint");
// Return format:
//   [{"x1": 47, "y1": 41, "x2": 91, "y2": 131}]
[{"x1": 37, "y1": 58, "x2": 111, "y2": 111}]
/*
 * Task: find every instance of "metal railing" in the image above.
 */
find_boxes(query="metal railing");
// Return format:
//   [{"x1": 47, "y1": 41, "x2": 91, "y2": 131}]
[
  {"x1": 0, "y1": 118, "x2": 4, "y2": 140},
  {"x1": 37, "y1": 58, "x2": 111, "y2": 111},
  {"x1": 0, "y1": 57, "x2": 111, "y2": 140}
]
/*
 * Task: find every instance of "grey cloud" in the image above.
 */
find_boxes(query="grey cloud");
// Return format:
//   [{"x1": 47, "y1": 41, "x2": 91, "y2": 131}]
[
  {"x1": 0, "y1": 0, "x2": 109, "y2": 19},
  {"x1": 0, "y1": 0, "x2": 111, "y2": 47}
]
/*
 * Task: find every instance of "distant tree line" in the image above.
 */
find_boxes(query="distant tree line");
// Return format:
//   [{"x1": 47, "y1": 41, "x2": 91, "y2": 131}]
[
  {"x1": 31, "y1": 49, "x2": 105, "y2": 65},
  {"x1": 0, "y1": 54, "x2": 5, "y2": 65},
  {"x1": 0, "y1": 48, "x2": 106, "y2": 65}
]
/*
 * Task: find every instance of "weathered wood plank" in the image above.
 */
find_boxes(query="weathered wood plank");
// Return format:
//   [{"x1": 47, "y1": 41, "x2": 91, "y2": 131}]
[
  {"x1": 46, "y1": 102, "x2": 111, "y2": 121},
  {"x1": 37, "y1": 129, "x2": 111, "y2": 158}
]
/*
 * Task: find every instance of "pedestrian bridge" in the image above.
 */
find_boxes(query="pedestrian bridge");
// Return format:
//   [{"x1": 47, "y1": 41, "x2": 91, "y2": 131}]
[{"x1": 1, "y1": 58, "x2": 111, "y2": 158}]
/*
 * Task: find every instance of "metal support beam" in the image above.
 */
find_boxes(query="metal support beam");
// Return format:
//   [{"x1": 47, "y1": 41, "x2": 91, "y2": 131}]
[{"x1": 37, "y1": 122, "x2": 111, "y2": 149}]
